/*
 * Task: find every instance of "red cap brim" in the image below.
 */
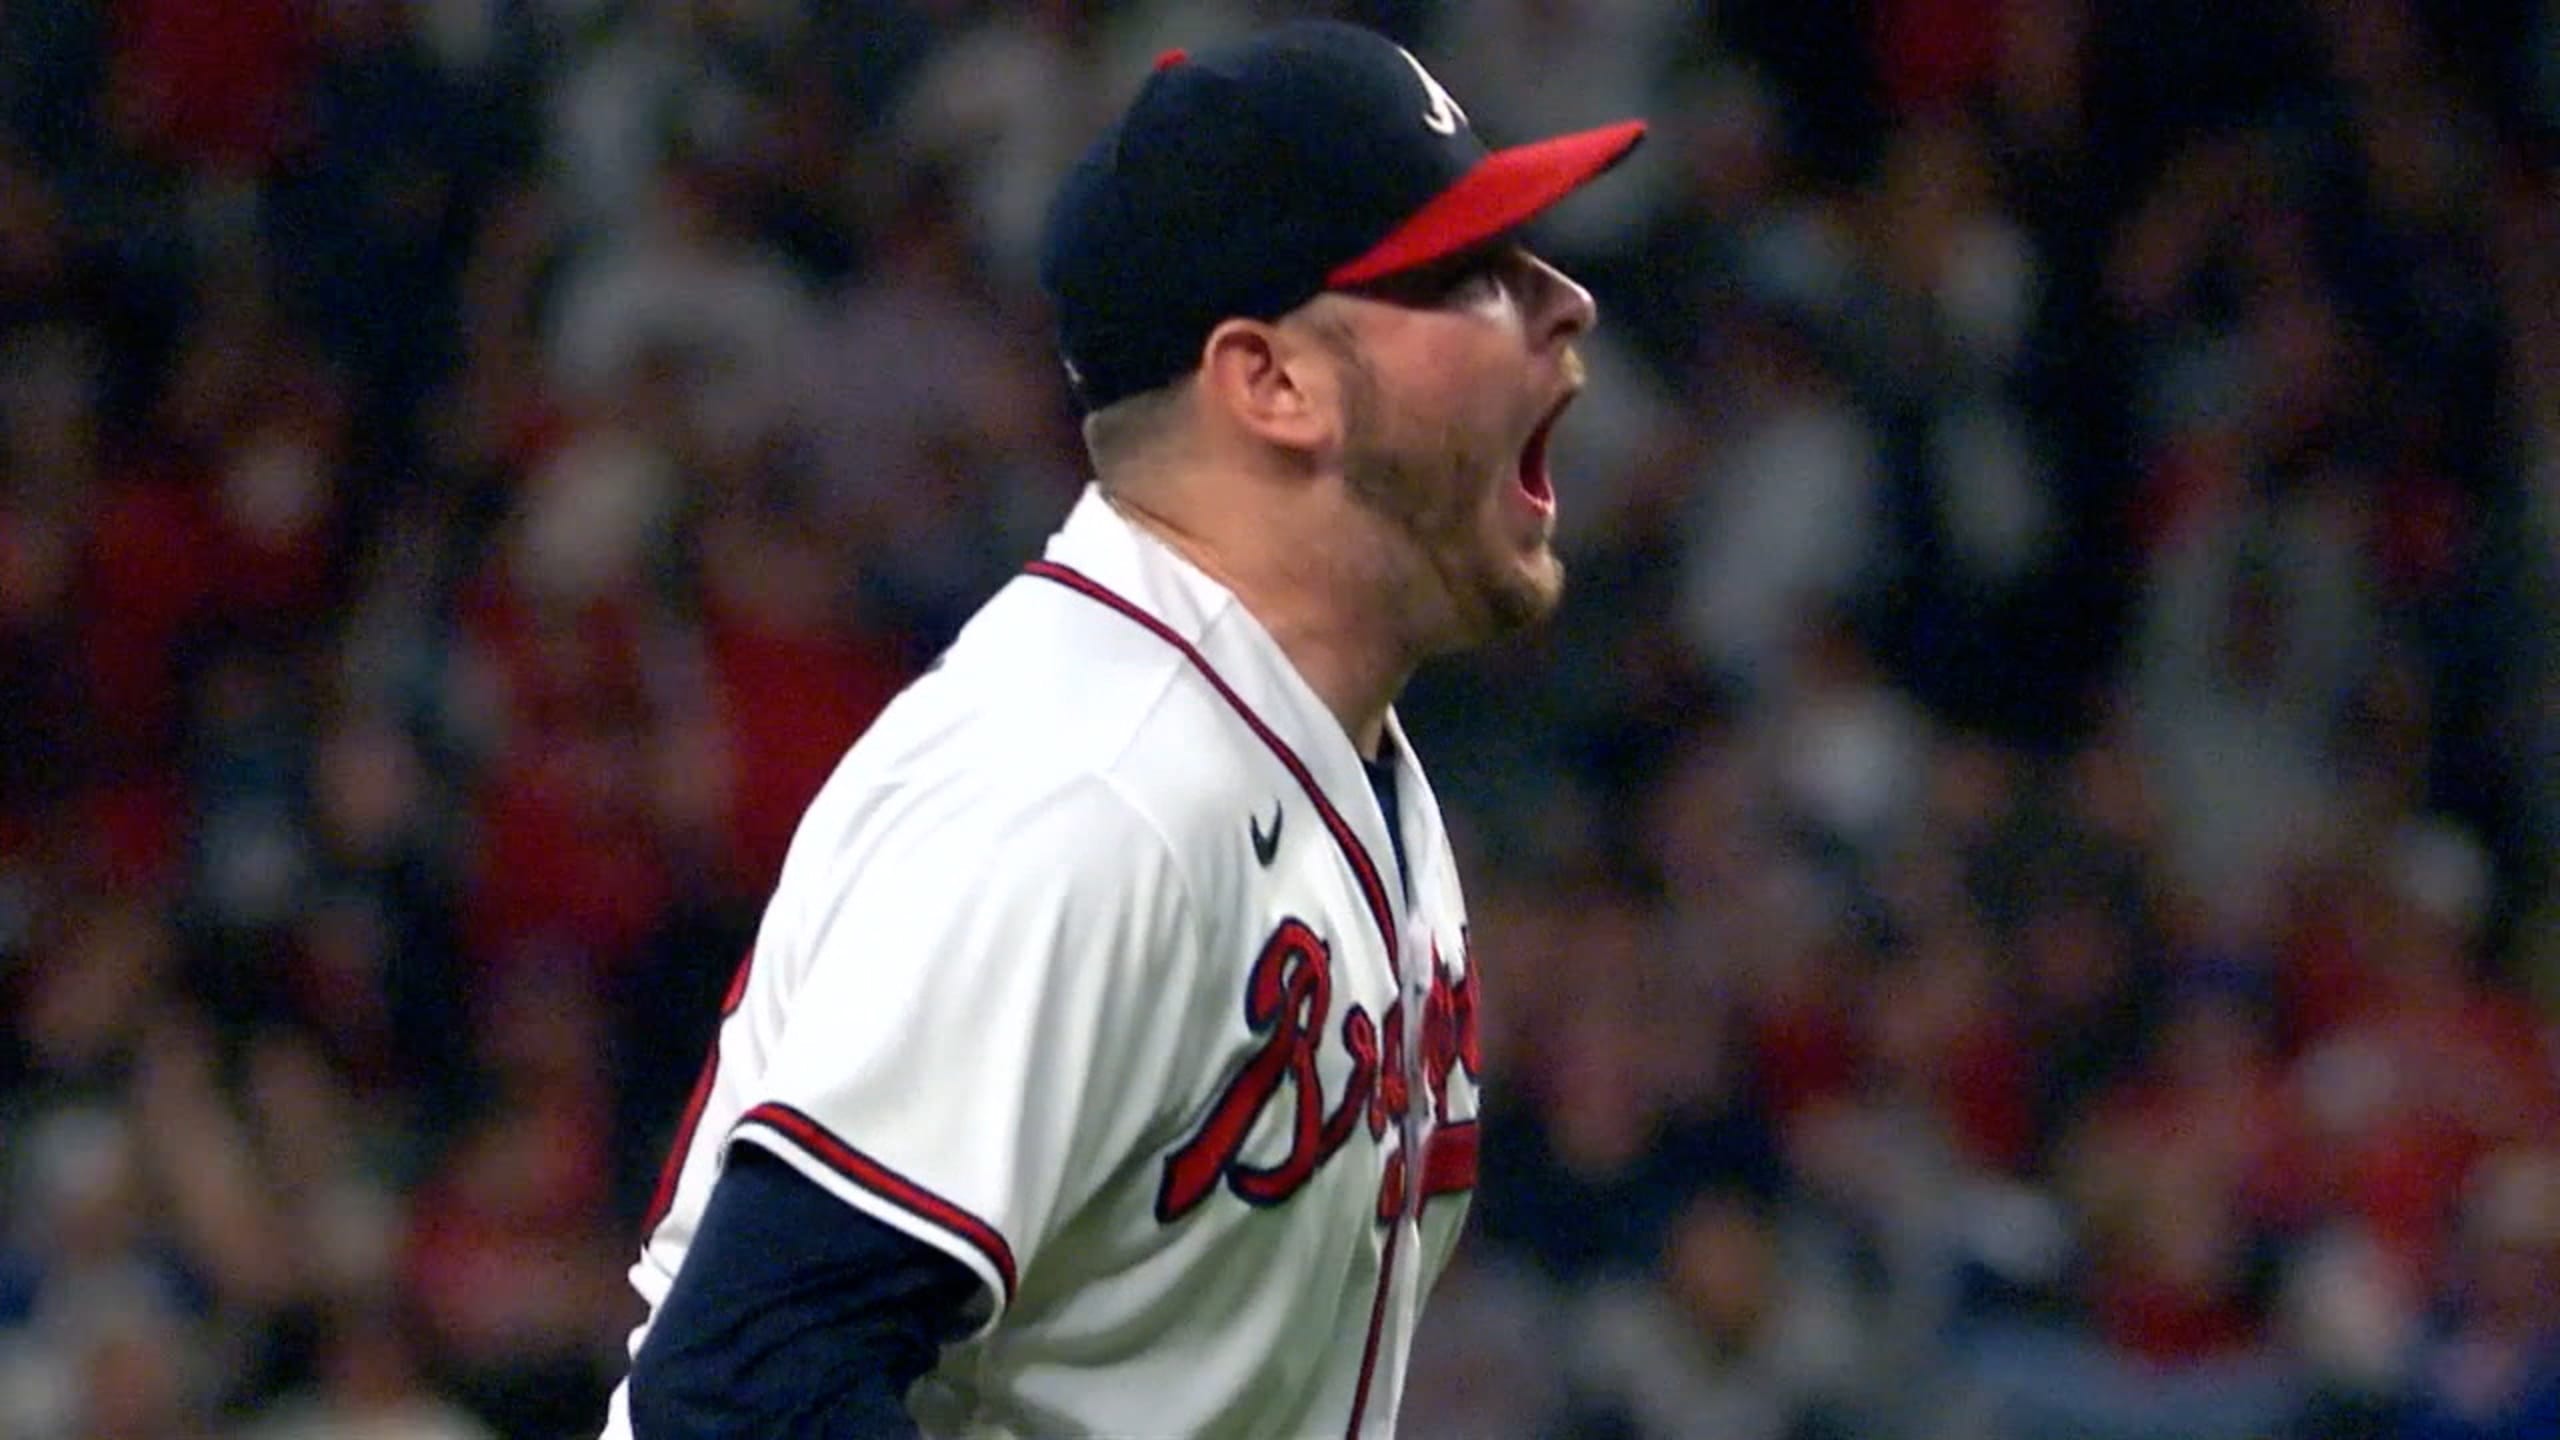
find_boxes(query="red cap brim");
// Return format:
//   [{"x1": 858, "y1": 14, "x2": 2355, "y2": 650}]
[{"x1": 1325, "y1": 119, "x2": 1647, "y2": 288}]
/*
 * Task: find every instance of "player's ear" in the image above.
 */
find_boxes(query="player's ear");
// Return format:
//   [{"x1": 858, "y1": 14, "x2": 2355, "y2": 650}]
[{"x1": 1198, "y1": 317, "x2": 1339, "y2": 456}]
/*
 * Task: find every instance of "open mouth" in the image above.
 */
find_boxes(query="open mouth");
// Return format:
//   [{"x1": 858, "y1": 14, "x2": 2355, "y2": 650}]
[{"x1": 1515, "y1": 391, "x2": 1574, "y2": 513}]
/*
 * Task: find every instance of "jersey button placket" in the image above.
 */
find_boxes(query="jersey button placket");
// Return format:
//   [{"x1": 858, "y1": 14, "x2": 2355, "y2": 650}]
[{"x1": 1397, "y1": 917, "x2": 1429, "y2": 1223}]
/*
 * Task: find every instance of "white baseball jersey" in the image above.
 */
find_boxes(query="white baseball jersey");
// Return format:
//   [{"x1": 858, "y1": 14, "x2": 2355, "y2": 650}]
[{"x1": 602, "y1": 485, "x2": 1484, "y2": 1438}]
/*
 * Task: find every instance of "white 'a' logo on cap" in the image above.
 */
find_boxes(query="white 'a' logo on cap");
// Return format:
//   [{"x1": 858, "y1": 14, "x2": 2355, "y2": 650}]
[{"x1": 1395, "y1": 47, "x2": 1467, "y2": 136}]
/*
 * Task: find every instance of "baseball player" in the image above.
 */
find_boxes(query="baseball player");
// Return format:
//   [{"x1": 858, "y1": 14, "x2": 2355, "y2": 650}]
[{"x1": 602, "y1": 20, "x2": 1643, "y2": 1438}]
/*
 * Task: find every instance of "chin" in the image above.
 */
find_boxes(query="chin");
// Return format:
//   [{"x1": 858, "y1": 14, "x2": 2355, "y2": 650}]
[{"x1": 1479, "y1": 550, "x2": 1566, "y2": 639}]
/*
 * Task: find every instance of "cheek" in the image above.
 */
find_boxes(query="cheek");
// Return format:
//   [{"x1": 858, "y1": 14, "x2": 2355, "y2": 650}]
[
  {"x1": 1345, "y1": 359, "x2": 1516, "y2": 534},
  {"x1": 1457, "y1": 388, "x2": 1533, "y2": 498},
  {"x1": 1405, "y1": 386, "x2": 1507, "y2": 488},
  {"x1": 1428, "y1": 427, "x2": 1511, "y2": 532}
]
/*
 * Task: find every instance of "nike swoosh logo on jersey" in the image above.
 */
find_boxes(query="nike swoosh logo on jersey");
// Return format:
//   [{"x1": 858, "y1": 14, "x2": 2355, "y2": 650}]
[{"x1": 1249, "y1": 800, "x2": 1283, "y2": 866}]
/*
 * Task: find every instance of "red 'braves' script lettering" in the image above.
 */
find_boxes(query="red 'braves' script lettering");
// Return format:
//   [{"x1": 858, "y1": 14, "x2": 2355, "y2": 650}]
[
  {"x1": 1157, "y1": 919, "x2": 1369, "y2": 1220},
  {"x1": 1158, "y1": 923, "x2": 1480, "y2": 1225}
]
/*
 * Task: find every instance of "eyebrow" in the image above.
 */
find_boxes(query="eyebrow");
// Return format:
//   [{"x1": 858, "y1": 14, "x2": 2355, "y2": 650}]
[{"x1": 1340, "y1": 243, "x2": 1518, "y2": 309}]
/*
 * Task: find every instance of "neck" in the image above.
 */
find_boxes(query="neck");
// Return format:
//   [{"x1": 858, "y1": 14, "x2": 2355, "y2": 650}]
[{"x1": 1103, "y1": 486, "x2": 1407, "y2": 758}]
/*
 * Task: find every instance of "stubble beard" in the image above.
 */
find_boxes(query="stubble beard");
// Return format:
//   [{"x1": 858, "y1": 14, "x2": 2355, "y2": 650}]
[{"x1": 1335, "y1": 362, "x2": 1565, "y2": 657}]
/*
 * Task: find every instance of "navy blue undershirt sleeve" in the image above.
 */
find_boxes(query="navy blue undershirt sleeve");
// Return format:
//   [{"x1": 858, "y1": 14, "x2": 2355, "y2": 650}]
[{"x1": 626, "y1": 1144, "x2": 981, "y2": 1438}]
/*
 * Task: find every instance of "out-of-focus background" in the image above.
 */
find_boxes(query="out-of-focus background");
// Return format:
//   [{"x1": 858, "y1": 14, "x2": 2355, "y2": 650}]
[{"x1": 1, "y1": 0, "x2": 2556, "y2": 1437}]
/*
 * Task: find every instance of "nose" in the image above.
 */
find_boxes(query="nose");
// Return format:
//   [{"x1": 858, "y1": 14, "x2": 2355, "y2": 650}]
[{"x1": 1524, "y1": 252, "x2": 1597, "y2": 349}]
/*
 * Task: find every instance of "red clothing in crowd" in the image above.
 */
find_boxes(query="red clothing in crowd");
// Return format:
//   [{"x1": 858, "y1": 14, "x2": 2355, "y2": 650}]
[{"x1": 113, "y1": 0, "x2": 315, "y2": 176}]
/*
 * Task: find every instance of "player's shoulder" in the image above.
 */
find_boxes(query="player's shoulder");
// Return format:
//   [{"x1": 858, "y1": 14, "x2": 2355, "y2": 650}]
[
  {"x1": 857, "y1": 572, "x2": 1229, "y2": 780},
  {"x1": 777, "y1": 578, "x2": 1212, "y2": 850},
  {"x1": 812, "y1": 574, "x2": 1281, "y2": 895}
]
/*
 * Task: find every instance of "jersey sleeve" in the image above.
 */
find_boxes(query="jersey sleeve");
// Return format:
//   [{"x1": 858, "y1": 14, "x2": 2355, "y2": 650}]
[
  {"x1": 626, "y1": 1146, "x2": 976, "y2": 1436},
  {"x1": 728, "y1": 771, "x2": 1201, "y2": 1335}
]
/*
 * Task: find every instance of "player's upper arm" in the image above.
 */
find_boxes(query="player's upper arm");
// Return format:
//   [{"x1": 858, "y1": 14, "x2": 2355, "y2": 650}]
[
  {"x1": 626, "y1": 1145, "x2": 976, "y2": 1438},
  {"x1": 728, "y1": 768, "x2": 1205, "y2": 1334}
]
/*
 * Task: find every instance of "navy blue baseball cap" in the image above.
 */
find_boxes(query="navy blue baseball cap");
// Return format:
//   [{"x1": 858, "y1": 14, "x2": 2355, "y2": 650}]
[{"x1": 1038, "y1": 21, "x2": 1647, "y2": 413}]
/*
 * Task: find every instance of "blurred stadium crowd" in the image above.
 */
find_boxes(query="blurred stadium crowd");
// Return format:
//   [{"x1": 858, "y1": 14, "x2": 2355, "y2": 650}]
[{"x1": 1, "y1": 0, "x2": 2557, "y2": 1437}]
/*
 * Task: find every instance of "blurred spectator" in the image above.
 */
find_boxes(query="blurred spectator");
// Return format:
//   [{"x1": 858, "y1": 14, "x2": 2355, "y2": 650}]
[
  {"x1": 241, "y1": 1295, "x2": 499, "y2": 1440},
  {"x1": 0, "y1": 321, "x2": 105, "y2": 848},
  {"x1": 2293, "y1": 819, "x2": 2560, "y2": 1290},
  {"x1": 1755, "y1": 609, "x2": 1934, "y2": 867},
  {"x1": 886, "y1": 0, "x2": 1122, "y2": 286},
  {"x1": 0, "y1": 4, "x2": 2554, "y2": 1436},
  {"x1": 262, "y1": 0, "x2": 514, "y2": 488},
  {"x1": 1564, "y1": 1187, "x2": 1870, "y2": 1440},
  {"x1": 106, "y1": 0, "x2": 314, "y2": 184},
  {"x1": 1671, "y1": 313, "x2": 1883, "y2": 702},
  {"x1": 544, "y1": 0, "x2": 804, "y2": 236},
  {"x1": 0, "y1": 1103, "x2": 202, "y2": 1440},
  {"x1": 545, "y1": 160, "x2": 816, "y2": 467},
  {"x1": 1395, "y1": 1243, "x2": 1570, "y2": 1440},
  {"x1": 690, "y1": 454, "x2": 913, "y2": 889},
  {"x1": 294, "y1": 697, "x2": 476, "y2": 1118},
  {"x1": 2392, "y1": 1146, "x2": 2560, "y2": 1439},
  {"x1": 2059, "y1": 973, "x2": 2307, "y2": 1367},
  {"x1": 2127, "y1": 283, "x2": 2380, "y2": 940},
  {"x1": 398, "y1": 969, "x2": 630, "y2": 1438},
  {"x1": 1471, "y1": 874, "x2": 1787, "y2": 1286},
  {"x1": 448, "y1": 348, "x2": 693, "y2": 985},
  {"x1": 783, "y1": 156, "x2": 1078, "y2": 651},
  {"x1": 63, "y1": 1298, "x2": 218, "y2": 1440}
]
